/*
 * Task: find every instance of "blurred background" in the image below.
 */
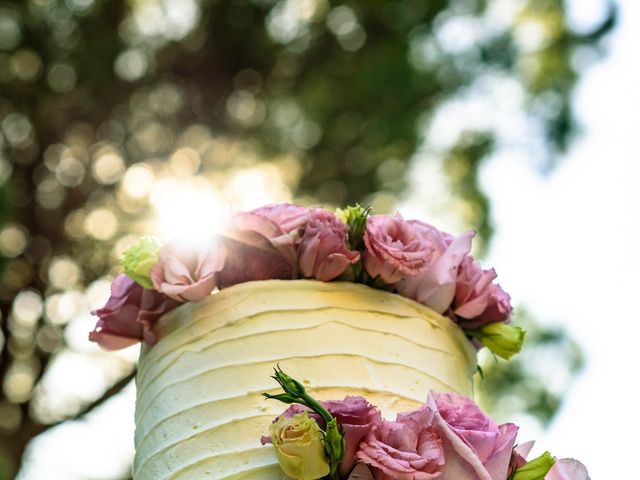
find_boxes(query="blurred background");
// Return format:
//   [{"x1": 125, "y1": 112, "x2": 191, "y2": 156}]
[{"x1": 0, "y1": 0, "x2": 636, "y2": 478}]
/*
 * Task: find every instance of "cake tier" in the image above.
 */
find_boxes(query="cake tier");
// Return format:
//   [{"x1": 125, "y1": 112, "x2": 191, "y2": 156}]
[{"x1": 133, "y1": 280, "x2": 477, "y2": 480}]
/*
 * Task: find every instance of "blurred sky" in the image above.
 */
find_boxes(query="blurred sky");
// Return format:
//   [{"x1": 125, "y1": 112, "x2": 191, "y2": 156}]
[
  {"x1": 484, "y1": 0, "x2": 639, "y2": 476},
  {"x1": 14, "y1": 0, "x2": 639, "y2": 478}
]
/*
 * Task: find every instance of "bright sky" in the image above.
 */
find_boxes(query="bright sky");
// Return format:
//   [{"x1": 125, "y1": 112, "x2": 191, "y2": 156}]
[
  {"x1": 484, "y1": 1, "x2": 640, "y2": 477},
  {"x1": 16, "y1": 1, "x2": 639, "y2": 478}
]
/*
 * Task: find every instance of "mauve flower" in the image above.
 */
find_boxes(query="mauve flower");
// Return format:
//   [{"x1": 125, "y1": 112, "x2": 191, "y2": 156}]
[
  {"x1": 266, "y1": 396, "x2": 382, "y2": 478},
  {"x1": 363, "y1": 214, "x2": 436, "y2": 284},
  {"x1": 507, "y1": 441, "x2": 535, "y2": 477},
  {"x1": 216, "y1": 211, "x2": 300, "y2": 287},
  {"x1": 546, "y1": 459, "x2": 590, "y2": 480},
  {"x1": 395, "y1": 223, "x2": 475, "y2": 314},
  {"x1": 429, "y1": 392, "x2": 518, "y2": 480},
  {"x1": 452, "y1": 256, "x2": 512, "y2": 329},
  {"x1": 357, "y1": 413, "x2": 444, "y2": 480},
  {"x1": 150, "y1": 241, "x2": 226, "y2": 302},
  {"x1": 357, "y1": 404, "x2": 444, "y2": 480},
  {"x1": 89, "y1": 274, "x2": 178, "y2": 350},
  {"x1": 298, "y1": 209, "x2": 360, "y2": 281},
  {"x1": 250, "y1": 203, "x2": 310, "y2": 235}
]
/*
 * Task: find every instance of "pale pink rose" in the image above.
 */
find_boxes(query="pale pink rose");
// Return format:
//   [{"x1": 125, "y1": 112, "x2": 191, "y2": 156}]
[
  {"x1": 428, "y1": 392, "x2": 518, "y2": 480},
  {"x1": 150, "y1": 241, "x2": 226, "y2": 302},
  {"x1": 298, "y1": 209, "x2": 360, "y2": 281},
  {"x1": 89, "y1": 274, "x2": 178, "y2": 350},
  {"x1": 216, "y1": 212, "x2": 299, "y2": 287},
  {"x1": 363, "y1": 214, "x2": 436, "y2": 284},
  {"x1": 507, "y1": 441, "x2": 535, "y2": 476},
  {"x1": 357, "y1": 404, "x2": 444, "y2": 480},
  {"x1": 546, "y1": 459, "x2": 590, "y2": 480},
  {"x1": 395, "y1": 223, "x2": 475, "y2": 314},
  {"x1": 250, "y1": 203, "x2": 310, "y2": 235},
  {"x1": 265, "y1": 396, "x2": 382, "y2": 478},
  {"x1": 452, "y1": 256, "x2": 513, "y2": 329},
  {"x1": 347, "y1": 463, "x2": 375, "y2": 479}
]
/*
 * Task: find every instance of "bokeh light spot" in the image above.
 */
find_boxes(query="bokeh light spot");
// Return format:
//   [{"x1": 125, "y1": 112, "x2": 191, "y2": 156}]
[
  {"x1": 0, "y1": 223, "x2": 28, "y2": 258},
  {"x1": 12, "y1": 290, "x2": 43, "y2": 328},
  {"x1": 83, "y1": 208, "x2": 119, "y2": 240},
  {"x1": 48, "y1": 257, "x2": 81, "y2": 290}
]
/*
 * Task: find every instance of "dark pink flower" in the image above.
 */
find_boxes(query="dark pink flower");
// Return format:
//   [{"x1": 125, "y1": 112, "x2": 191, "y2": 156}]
[
  {"x1": 452, "y1": 256, "x2": 512, "y2": 329},
  {"x1": 546, "y1": 459, "x2": 590, "y2": 480},
  {"x1": 150, "y1": 241, "x2": 226, "y2": 302},
  {"x1": 89, "y1": 274, "x2": 179, "y2": 350},
  {"x1": 216, "y1": 211, "x2": 300, "y2": 288},
  {"x1": 363, "y1": 214, "x2": 436, "y2": 284},
  {"x1": 395, "y1": 223, "x2": 475, "y2": 314},
  {"x1": 298, "y1": 209, "x2": 360, "y2": 281},
  {"x1": 429, "y1": 392, "x2": 518, "y2": 480},
  {"x1": 357, "y1": 404, "x2": 444, "y2": 480}
]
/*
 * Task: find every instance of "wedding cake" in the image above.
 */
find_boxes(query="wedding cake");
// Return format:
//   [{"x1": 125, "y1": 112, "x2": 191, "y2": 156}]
[
  {"x1": 133, "y1": 280, "x2": 477, "y2": 479},
  {"x1": 89, "y1": 204, "x2": 585, "y2": 479}
]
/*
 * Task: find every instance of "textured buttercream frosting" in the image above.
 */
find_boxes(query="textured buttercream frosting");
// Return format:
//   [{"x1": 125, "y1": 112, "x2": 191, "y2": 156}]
[{"x1": 133, "y1": 280, "x2": 477, "y2": 479}]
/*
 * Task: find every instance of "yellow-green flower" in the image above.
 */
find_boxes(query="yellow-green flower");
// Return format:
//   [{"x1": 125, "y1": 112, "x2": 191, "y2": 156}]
[
  {"x1": 270, "y1": 412, "x2": 330, "y2": 480},
  {"x1": 121, "y1": 237, "x2": 160, "y2": 289},
  {"x1": 470, "y1": 322, "x2": 525, "y2": 360}
]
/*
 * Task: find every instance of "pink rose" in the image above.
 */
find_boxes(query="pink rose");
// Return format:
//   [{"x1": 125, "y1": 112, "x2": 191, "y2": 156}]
[
  {"x1": 452, "y1": 256, "x2": 513, "y2": 329},
  {"x1": 298, "y1": 209, "x2": 360, "y2": 281},
  {"x1": 395, "y1": 223, "x2": 475, "y2": 314},
  {"x1": 429, "y1": 392, "x2": 518, "y2": 480},
  {"x1": 216, "y1": 211, "x2": 300, "y2": 287},
  {"x1": 362, "y1": 214, "x2": 436, "y2": 284},
  {"x1": 357, "y1": 404, "x2": 444, "y2": 480},
  {"x1": 250, "y1": 203, "x2": 310, "y2": 235},
  {"x1": 150, "y1": 241, "x2": 226, "y2": 302},
  {"x1": 265, "y1": 396, "x2": 382, "y2": 478},
  {"x1": 89, "y1": 274, "x2": 178, "y2": 350},
  {"x1": 546, "y1": 459, "x2": 590, "y2": 480},
  {"x1": 507, "y1": 441, "x2": 534, "y2": 476}
]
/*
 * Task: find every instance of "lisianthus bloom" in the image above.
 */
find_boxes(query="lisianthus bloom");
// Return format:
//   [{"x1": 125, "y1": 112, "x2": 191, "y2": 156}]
[
  {"x1": 266, "y1": 396, "x2": 382, "y2": 478},
  {"x1": 298, "y1": 209, "x2": 360, "y2": 282},
  {"x1": 545, "y1": 459, "x2": 590, "y2": 480},
  {"x1": 150, "y1": 240, "x2": 226, "y2": 302},
  {"x1": 89, "y1": 274, "x2": 178, "y2": 350},
  {"x1": 216, "y1": 206, "x2": 308, "y2": 287},
  {"x1": 121, "y1": 237, "x2": 160, "y2": 289},
  {"x1": 357, "y1": 404, "x2": 444, "y2": 480},
  {"x1": 452, "y1": 256, "x2": 512, "y2": 329},
  {"x1": 429, "y1": 391, "x2": 518, "y2": 480},
  {"x1": 362, "y1": 214, "x2": 435, "y2": 284},
  {"x1": 269, "y1": 412, "x2": 330, "y2": 480},
  {"x1": 395, "y1": 223, "x2": 475, "y2": 314}
]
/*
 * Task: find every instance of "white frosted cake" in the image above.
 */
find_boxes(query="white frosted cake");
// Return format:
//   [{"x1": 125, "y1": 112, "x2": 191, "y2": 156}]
[{"x1": 133, "y1": 280, "x2": 477, "y2": 479}]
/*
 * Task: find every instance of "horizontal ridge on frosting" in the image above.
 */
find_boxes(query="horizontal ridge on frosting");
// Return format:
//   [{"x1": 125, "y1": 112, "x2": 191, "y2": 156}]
[{"x1": 134, "y1": 280, "x2": 477, "y2": 479}]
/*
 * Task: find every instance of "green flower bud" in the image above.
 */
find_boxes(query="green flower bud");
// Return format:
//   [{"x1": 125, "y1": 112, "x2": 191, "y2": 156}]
[
  {"x1": 511, "y1": 451, "x2": 556, "y2": 480},
  {"x1": 270, "y1": 412, "x2": 330, "y2": 480},
  {"x1": 324, "y1": 418, "x2": 346, "y2": 477},
  {"x1": 270, "y1": 365, "x2": 307, "y2": 398},
  {"x1": 469, "y1": 322, "x2": 525, "y2": 360},
  {"x1": 336, "y1": 204, "x2": 371, "y2": 251},
  {"x1": 121, "y1": 237, "x2": 161, "y2": 289}
]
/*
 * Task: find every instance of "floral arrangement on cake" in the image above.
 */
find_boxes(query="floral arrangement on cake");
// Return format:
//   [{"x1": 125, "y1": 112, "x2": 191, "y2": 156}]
[
  {"x1": 261, "y1": 366, "x2": 589, "y2": 480},
  {"x1": 89, "y1": 203, "x2": 523, "y2": 358}
]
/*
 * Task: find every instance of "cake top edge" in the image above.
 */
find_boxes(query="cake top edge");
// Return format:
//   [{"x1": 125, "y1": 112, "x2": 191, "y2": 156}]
[{"x1": 89, "y1": 202, "x2": 523, "y2": 360}]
